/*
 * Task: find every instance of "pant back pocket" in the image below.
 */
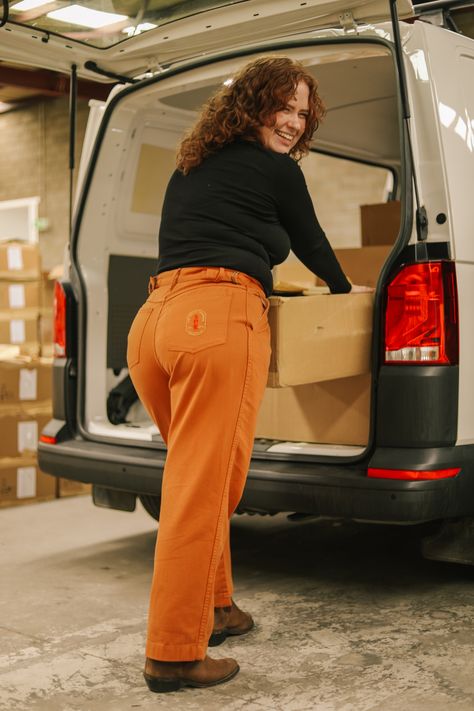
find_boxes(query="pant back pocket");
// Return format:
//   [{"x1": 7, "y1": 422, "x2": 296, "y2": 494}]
[{"x1": 164, "y1": 289, "x2": 232, "y2": 354}]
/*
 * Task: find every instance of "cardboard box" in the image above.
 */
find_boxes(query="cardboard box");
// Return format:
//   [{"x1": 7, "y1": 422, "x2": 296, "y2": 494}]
[
  {"x1": 0, "y1": 241, "x2": 41, "y2": 281},
  {"x1": 40, "y1": 264, "x2": 63, "y2": 310},
  {"x1": 0, "y1": 308, "x2": 39, "y2": 355},
  {"x1": 360, "y1": 201, "x2": 401, "y2": 247},
  {"x1": 0, "y1": 401, "x2": 52, "y2": 458},
  {"x1": 272, "y1": 259, "x2": 316, "y2": 290},
  {"x1": 57, "y1": 478, "x2": 92, "y2": 497},
  {"x1": 0, "y1": 456, "x2": 56, "y2": 507},
  {"x1": 0, "y1": 356, "x2": 53, "y2": 405},
  {"x1": 0, "y1": 281, "x2": 41, "y2": 310},
  {"x1": 268, "y1": 291, "x2": 374, "y2": 387},
  {"x1": 39, "y1": 307, "x2": 53, "y2": 356},
  {"x1": 315, "y1": 246, "x2": 391, "y2": 289},
  {"x1": 256, "y1": 374, "x2": 371, "y2": 445}
]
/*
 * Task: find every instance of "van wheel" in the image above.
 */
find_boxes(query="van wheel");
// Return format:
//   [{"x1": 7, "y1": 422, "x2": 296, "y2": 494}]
[{"x1": 139, "y1": 495, "x2": 161, "y2": 521}]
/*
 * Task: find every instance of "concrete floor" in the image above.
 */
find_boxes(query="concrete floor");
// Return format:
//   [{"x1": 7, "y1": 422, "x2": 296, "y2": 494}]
[{"x1": 1, "y1": 497, "x2": 474, "y2": 711}]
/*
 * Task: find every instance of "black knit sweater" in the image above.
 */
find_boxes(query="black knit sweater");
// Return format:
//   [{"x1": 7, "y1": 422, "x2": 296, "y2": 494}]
[{"x1": 157, "y1": 138, "x2": 351, "y2": 296}]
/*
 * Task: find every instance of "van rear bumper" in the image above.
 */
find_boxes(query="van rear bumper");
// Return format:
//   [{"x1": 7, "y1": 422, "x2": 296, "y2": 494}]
[{"x1": 38, "y1": 437, "x2": 474, "y2": 524}]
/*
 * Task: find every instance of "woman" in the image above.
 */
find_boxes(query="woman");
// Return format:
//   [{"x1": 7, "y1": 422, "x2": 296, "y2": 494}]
[{"x1": 127, "y1": 55, "x2": 371, "y2": 693}]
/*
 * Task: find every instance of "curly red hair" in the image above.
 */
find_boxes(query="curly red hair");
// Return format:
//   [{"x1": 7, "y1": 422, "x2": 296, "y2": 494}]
[{"x1": 176, "y1": 56, "x2": 325, "y2": 174}]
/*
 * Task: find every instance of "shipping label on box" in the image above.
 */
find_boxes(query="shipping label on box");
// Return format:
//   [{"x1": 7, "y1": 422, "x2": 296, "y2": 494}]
[
  {"x1": 0, "y1": 456, "x2": 56, "y2": 507},
  {"x1": 268, "y1": 292, "x2": 374, "y2": 388},
  {"x1": 0, "y1": 281, "x2": 41, "y2": 310},
  {"x1": 0, "y1": 357, "x2": 52, "y2": 404},
  {"x1": 0, "y1": 401, "x2": 52, "y2": 457},
  {"x1": 0, "y1": 242, "x2": 41, "y2": 281}
]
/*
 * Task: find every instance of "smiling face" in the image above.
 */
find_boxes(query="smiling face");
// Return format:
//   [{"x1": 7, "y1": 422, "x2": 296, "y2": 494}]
[{"x1": 258, "y1": 80, "x2": 310, "y2": 154}]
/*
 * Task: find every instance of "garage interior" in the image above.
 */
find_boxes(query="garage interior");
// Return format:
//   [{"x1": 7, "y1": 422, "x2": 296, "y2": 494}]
[{"x1": 2, "y1": 3, "x2": 474, "y2": 710}]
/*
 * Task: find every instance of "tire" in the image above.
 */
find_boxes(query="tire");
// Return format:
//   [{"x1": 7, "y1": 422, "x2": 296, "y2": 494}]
[{"x1": 139, "y1": 495, "x2": 161, "y2": 521}]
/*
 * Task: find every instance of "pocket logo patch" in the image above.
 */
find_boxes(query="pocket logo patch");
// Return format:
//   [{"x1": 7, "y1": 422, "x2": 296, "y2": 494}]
[{"x1": 185, "y1": 309, "x2": 207, "y2": 336}]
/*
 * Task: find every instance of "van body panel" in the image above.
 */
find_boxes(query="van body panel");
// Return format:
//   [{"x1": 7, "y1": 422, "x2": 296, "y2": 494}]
[
  {"x1": 1, "y1": 0, "x2": 414, "y2": 80},
  {"x1": 38, "y1": 436, "x2": 474, "y2": 523},
  {"x1": 376, "y1": 366, "x2": 458, "y2": 448},
  {"x1": 454, "y1": 261, "x2": 474, "y2": 445},
  {"x1": 23, "y1": 7, "x2": 474, "y2": 532},
  {"x1": 417, "y1": 27, "x2": 474, "y2": 261}
]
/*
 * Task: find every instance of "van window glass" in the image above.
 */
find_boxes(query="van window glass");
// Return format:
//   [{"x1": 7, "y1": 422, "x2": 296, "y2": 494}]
[{"x1": 8, "y1": 0, "x2": 239, "y2": 49}]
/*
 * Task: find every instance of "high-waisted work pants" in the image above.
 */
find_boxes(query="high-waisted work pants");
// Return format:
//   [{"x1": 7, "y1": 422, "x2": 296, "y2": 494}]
[{"x1": 127, "y1": 267, "x2": 271, "y2": 662}]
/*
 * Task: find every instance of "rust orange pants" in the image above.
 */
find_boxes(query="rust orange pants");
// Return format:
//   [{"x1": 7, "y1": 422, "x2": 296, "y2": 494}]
[{"x1": 127, "y1": 267, "x2": 271, "y2": 661}]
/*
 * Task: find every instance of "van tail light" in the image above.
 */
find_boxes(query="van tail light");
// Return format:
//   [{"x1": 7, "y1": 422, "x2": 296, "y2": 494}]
[
  {"x1": 53, "y1": 281, "x2": 67, "y2": 358},
  {"x1": 368, "y1": 467, "x2": 460, "y2": 480},
  {"x1": 39, "y1": 434, "x2": 57, "y2": 445},
  {"x1": 384, "y1": 261, "x2": 458, "y2": 364}
]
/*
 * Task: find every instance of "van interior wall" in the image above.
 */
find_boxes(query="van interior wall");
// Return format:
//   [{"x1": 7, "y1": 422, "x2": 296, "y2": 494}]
[
  {"x1": 0, "y1": 96, "x2": 90, "y2": 270},
  {"x1": 75, "y1": 44, "x2": 400, "y2": 446}
]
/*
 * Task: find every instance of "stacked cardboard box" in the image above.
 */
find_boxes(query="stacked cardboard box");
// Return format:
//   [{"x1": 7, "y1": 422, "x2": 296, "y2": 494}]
[
  {"x1": 0, "y1": 355, "x2": 56, "y2": 507},
  {"x1": 257, "y1": 244, "x2": 392, "y2": 446},
  {"x1": 0, "y1": 241, "x2": 42, "y2": 356}
]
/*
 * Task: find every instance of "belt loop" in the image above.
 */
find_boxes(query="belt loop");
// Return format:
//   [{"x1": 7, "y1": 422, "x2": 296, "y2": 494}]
[
  {"x1": 170, "y1": 268, "x2": 181, "y2": 290},
  {"x1": 148, "y1": 275, "x2": 158, "y2": 295},
  {"x1": 215, "y1": 267, "x2": 224, "y2": 282}
]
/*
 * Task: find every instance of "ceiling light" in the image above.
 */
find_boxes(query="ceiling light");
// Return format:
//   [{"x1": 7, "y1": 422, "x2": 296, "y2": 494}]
[
  {"x1": 47, "y1": 5, "x2": 128, "y2": 28},
  {"x1": 11, "y1": 0, "x2": 52, "y2": 11}
]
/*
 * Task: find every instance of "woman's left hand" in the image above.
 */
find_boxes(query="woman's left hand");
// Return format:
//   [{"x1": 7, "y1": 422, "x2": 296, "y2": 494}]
[{"x1": 350, "y1": 284, "x2": 375, "y2": 293}]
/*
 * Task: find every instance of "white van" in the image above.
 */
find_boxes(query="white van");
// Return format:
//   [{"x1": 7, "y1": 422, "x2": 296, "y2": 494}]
[{"x1": 3, "y1": 0, "x2": 473, "y2": 563}]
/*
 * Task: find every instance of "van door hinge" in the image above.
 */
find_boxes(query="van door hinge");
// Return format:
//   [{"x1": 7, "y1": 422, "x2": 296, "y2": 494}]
[{"x1": 339, "y1": 11, "x2": 358, "y2": 33}]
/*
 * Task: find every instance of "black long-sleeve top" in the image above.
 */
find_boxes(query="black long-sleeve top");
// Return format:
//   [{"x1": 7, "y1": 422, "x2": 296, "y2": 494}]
[{"x1": 156, "y1": 138, "x2": 351, "y2": 296}]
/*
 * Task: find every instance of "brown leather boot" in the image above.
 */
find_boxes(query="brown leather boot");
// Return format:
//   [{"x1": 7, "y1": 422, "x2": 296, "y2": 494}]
[
  {"x1": 209, "y1": 599, "x2": 254, "y2": 647},
  {"x1": 143, "y1": 655, "x2": 239, "y2": 693}
]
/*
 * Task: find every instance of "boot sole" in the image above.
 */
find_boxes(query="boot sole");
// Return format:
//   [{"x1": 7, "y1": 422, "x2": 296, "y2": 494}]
[
  {"x1": 209, "y1": 622, "x2": 254, "y2": 647},
  {"x1": 143, "y1": 664, "x2": 240, "y2": 693}
]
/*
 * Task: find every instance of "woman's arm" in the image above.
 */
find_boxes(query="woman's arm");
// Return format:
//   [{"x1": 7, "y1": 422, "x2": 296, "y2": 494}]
[{"x1": 274, "y1": 157, "x2": 353, "y2": 293}]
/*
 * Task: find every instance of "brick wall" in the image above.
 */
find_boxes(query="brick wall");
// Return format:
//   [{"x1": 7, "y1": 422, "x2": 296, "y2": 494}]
[{"x1": 0, "y1": 97, "x2": 90, "y2": 270}]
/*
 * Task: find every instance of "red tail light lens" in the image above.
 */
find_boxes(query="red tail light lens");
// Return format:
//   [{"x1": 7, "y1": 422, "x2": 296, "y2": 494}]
[
  {"x1": 368, "y1": 467, "x2": 460, "y2": 480},
  {"x1": 53, "y1": 281, "x2": 67, "y2": 358},
  {"x1": 39, "y1": 434, "x2": 57, "y2": 445},
  {"x1": 384, "y1": 261, "x2": 458, "y2": 364}
]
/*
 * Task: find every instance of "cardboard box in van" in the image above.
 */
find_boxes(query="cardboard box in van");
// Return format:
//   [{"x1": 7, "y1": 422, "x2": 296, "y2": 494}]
[
  {"x1": 268, "y1": 291, "x2": 374, "y2": 387},
  {"x1": 0, "y1": 242, "x2": 41, "y2": 281},
  {"x1": 256, "y1": 373, "x2": 370, "y2": 445},
  {"x1": 272, "y1": 260, "x2": 316, "y2": 290},
  {"x1": 360, "y1": 201, "x2": 401, "y2": 246},
  {"x1": 328, "y1": 246, "x2": 392, "y2": 288}
]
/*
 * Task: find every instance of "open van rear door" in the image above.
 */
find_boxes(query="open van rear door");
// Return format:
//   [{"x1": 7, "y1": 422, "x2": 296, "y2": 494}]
[{"x1": 1, "y1": 0, "x2": 413, "y2": 81}]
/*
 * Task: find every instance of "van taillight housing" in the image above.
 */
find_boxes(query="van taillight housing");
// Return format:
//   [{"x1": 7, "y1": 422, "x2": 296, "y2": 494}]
[
  {"x1": 384, "y1": 261, "x2": 458, "y2": 365},
  {"x1": 53, "y1": 281, "x2": 67, "y2": 358}
]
